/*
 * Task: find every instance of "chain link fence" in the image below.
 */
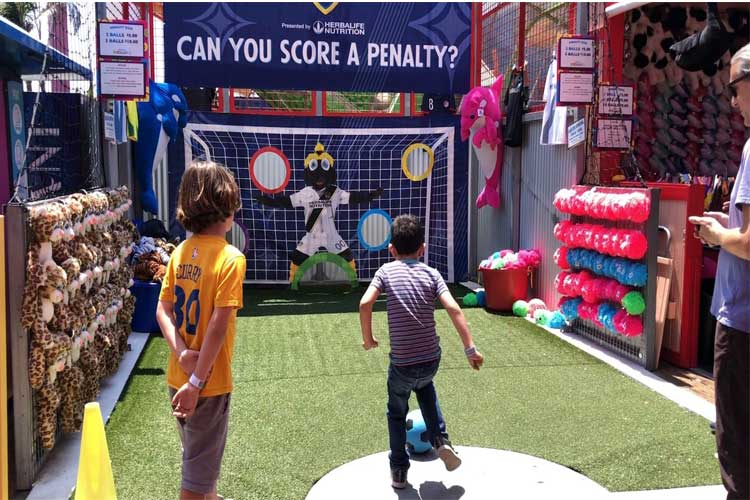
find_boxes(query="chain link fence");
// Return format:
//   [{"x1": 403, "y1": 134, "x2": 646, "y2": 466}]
[{"x1": 5, "y1": 2, "x2": 104, "y2": 203}]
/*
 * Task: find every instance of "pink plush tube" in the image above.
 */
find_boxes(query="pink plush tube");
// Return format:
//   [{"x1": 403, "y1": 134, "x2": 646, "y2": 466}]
[
  {"x1": 555, "y1": 270, "x2": 634, "y2": 302},
  {"x1": 553, "y1": 188, "x2": 650, "y2": 223},
  {"x1": 554, "y1": 246, "x2": 570, "y2": 269},
  {"x1": 577, "y1": 302, "x2": 601, "y2": 326},
  {"x1": 613, "y1": 310, "x2": 644, "y2": 337},
  {"x1": 553, "y1": 222, "x2": 648, "y2": 260}
]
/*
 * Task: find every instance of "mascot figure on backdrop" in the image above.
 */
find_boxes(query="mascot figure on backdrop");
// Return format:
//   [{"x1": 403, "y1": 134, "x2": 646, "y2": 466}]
[
  {"x1": 135, "y1": 81, "x2": 189, "y2": 214},
  {"x1": 459, "y1": 75, "x2": 504, "y2": 209},
  {"x1": 256, "y1": 143, "x2": 383, "y2": 283}
]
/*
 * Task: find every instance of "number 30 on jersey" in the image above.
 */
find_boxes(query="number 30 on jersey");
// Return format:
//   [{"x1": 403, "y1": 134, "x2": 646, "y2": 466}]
[{"x1": 174, "y1": 285, "x2": 201, "y2": 335}]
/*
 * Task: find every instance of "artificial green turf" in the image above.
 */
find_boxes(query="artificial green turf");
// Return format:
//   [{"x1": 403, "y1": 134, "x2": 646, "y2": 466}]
[{"x1": 106, "y1": 287, "x2": 720, "y2": 499}]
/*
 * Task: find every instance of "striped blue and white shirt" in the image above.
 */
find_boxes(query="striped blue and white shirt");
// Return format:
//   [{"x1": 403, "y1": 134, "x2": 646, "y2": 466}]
[{"x1": 371, "y1": 259, "x2": 449, "y2": 366}]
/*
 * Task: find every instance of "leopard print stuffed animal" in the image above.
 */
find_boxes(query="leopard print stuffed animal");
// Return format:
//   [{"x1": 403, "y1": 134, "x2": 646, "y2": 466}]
[
  {"x1": 36, "y1": 379, "x2": 61, "y2": 449},
  {"x1": 78, "y1": 344, "x2": 101, "y2": 403},
  {"x1": 28, "y1": 204, "x2": 64, "y2": 246},
  {"x1": 44, "y1": 331, "x2": 71, "y2": 385},
  {"x1": 21, "y1": 246, "x2": 45, "y2": 330},
  {"x1": 58, "y1": 364, "x2": 84, "y2": 433},
  {"x1": 28, "y1": 337, "x2": 46, "y2": 390}
]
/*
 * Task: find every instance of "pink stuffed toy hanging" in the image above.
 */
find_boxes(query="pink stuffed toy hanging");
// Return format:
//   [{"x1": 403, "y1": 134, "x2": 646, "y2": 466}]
[{"x1": 459, "y1": 75, "x2": 504, "y2": 209}]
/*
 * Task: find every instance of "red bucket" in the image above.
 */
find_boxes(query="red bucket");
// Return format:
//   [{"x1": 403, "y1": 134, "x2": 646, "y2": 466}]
[{"x1": 480, "y1": 267, "x2": 530, "y2": 311}]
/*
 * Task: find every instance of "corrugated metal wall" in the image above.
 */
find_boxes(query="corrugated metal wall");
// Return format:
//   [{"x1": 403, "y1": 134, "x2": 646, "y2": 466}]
[
  {"x1": 518, "y1": 114, "x2": 581, "y2": 306},
  {"x1": 471, "y1": 113, "x2": 582, "y2": 307},
  {"x1": 470, "y1": 145, "x2": 518, "y2": 280}
]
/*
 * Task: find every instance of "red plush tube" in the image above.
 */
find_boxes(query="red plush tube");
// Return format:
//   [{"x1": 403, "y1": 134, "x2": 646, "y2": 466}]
[
  {"x1": 555, "y1": 270, "x2": 633, "y2": 302},
  {"x1": 613, "y1": 309, "x2": 644, "y2": 337},
  {"x1": 553, "y1": 221, "x2": 648, "y2": 260},
  {"x1": 554, "y1": 246, "x2": 570, "y2": 269},
  {"x1": 554, "y1": 188, "x2": 650, "y2": 223},
  {"x1": 577, "y1": 302, "x2": 601, "y2": 326}
]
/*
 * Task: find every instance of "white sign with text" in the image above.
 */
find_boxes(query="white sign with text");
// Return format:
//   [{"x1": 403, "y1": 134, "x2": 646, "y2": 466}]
[
  {"x1": 104, "y1": 112, "x2": 115, "y2": 140},
  {"x1": 100, "y1": 61, "x2": 145, "y2": 96},
  {"x1": 559, "y1": 37, "x2": 595, "y2": 70},
  {"x1": 598, "y1": 85, "x2": 634, "y2": 116},
  {"x1": 568, "y1": 118, "x2": 586, "y2": 149},
  {"x1": 559, "y1": 72, "x2": 594, "y2": 104},
  {"x1": 596, "y1": 119, "x2": 632, "y2": 149},
  {"x1": 99, "y1": 22, "x2": 145, "y2": 58}
]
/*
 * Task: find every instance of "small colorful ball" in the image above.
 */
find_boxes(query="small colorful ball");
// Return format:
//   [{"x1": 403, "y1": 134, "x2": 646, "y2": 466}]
[
  {"x1": 622, "y1": 291, "x2": 646, "y2": 315},
  {"x1": 527, "y1": 298, "x2": 548, "y2": 317},
  {"x1": 548, "y1": 311, "x2": 566, "y2": 329},
  {"x1": 476, "y1": 289, "x2": 487, "y2": 307},
  {"x1": 512, "y1": 300, "x2": 529, "y2": 317},
  {"x1": 534, "y1": 309, "x2": 552, "y2": 325},
  {"x1": 463, "y1": 293, "x2": 478, "y2": 307}
]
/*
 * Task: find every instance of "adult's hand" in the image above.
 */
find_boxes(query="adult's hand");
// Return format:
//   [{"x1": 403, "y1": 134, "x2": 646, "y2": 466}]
[
  {"x1": 689, "y1": 216, "x2": 725, "y2": 247},
  {"x1": 703, "y1": 211, "x2": 729, "y2": 228}
]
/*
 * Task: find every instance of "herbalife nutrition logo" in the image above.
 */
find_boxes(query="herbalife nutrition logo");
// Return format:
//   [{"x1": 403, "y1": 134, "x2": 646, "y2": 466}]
[{"x1": 311, "y1": 20, "x2": 365, "y2": 36}]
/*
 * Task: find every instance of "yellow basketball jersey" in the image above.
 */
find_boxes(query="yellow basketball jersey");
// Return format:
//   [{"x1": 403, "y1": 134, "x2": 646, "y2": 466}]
[{"x1": 160, "y1": 234, "x2": 246, "y2": 396}]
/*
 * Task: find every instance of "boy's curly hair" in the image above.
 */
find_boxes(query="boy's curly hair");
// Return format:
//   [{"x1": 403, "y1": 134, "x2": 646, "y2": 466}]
[
  {"x1": 176, "y1": 161, "x2": 241, "y2": 233},
  {"x1": 391, "y1": 214, "x2": 424, "y2": 255}
]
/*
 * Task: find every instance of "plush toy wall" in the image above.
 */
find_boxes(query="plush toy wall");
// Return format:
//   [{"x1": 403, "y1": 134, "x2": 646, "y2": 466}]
[
  {"x1": 20, "y1": 187, "x2": 136, "y2": 449},
  {"x1": 553, "y1": 187, "x2": 651, "y2": 339},
  {"x1": 624, "y1": 4, "x2": 750, "y2": 181}
]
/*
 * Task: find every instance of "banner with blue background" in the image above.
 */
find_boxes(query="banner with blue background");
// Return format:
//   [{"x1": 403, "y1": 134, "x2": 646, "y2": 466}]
[{"x1": 164, "y1": 2, "x2": 471, "y2": 94}]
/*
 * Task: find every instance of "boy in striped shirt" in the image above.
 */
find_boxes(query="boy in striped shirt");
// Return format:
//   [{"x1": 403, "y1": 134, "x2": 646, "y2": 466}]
[{"x1": 359, "y1": 214, "x2": 484, "y2": 489}]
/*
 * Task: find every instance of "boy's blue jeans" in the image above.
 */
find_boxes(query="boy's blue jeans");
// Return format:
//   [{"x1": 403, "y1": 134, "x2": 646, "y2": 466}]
[{"x1": 387, "y1": 358, "x2": 448, "y2": 470}]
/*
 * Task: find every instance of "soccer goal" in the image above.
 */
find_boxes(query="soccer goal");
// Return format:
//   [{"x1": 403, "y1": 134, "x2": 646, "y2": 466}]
[{"x1": 184, "y1": 123, "x2": 455, "y2": 284}]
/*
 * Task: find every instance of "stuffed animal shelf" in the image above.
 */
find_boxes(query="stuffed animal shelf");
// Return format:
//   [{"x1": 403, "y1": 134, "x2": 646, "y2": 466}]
[{"x1": 22, "y1": 187, "x2": 137, "y2": 449}]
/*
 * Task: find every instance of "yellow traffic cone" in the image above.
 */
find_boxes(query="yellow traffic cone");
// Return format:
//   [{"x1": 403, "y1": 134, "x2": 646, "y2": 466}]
[{"x1": 75, "y1": 402, "x2": 117, "y2": 500}]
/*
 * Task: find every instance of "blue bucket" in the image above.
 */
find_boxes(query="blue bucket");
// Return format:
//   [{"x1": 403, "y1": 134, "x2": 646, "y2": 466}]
[{"x1": 130, "y1": 280, "x2": 162, "y2": 333}]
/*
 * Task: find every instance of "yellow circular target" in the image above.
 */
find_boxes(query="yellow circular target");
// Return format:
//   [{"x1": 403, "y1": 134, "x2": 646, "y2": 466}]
[{"x1": 401, "y1": 143, "x2": 434, "y2": 182}]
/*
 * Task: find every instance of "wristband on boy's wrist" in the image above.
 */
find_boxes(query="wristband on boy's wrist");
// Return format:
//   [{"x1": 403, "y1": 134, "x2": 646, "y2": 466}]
[
  {"x1": 188, "y1": 373, "x2": 205, "y2": 390},
  {"x1": 464, "y1": 345, "x2": 477, "y2": 357}
]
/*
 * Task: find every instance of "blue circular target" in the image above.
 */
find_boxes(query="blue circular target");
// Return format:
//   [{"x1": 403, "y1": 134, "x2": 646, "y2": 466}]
[{"x1": 357, "y1": 209, "x2": 392, "y2": 251}]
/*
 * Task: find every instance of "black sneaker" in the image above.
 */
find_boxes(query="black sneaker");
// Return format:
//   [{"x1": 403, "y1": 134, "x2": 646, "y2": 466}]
[
  {"x1": 434, "y1": 436, "x2": 461, "y2": 471},
  {"x1": 391, "y1": 468, "x2": 408, "y2": 489}
]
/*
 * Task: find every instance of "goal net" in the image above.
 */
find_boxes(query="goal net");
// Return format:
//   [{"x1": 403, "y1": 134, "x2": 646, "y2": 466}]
[{"x1": 184, "y1": 123, "x2": 454, "y2": 283}]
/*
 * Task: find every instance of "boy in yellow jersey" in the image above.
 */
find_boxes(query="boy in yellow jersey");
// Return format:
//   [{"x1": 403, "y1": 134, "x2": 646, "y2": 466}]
[{"x1": 156, "y1": 161, "x2": 245, "y2": 500}]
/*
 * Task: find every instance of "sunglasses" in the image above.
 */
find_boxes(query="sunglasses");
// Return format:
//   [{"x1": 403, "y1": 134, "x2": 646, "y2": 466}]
[{"x1": 728, "y1": 72, "x2": 750, "y2": 98}]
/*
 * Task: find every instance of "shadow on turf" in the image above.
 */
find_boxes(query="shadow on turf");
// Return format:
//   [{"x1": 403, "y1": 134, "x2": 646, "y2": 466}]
[
  {"x1": 239, "y1": 284, "x2": 473, "y2": 317},
  {"x1": 130, "y1": 367, "x2": 165, "y2": 376},
  {"x1": 394, "y1": 481, "x2": 466, "y2": 499}
]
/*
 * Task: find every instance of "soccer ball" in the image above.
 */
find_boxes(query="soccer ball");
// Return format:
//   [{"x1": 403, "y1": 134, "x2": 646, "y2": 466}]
[{"x1": 405, "y1": 409, "x2": 432, "y2": 454}]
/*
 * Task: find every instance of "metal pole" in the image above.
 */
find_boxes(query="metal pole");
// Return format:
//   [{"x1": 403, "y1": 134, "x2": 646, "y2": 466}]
[
  {"x1": 315, "y1": 91, "x2": 324, "y2": 117},
  {"x1": 644, "y1": 188, "x2": 661, "y2": 370},
  {"x1": 1, "y1": 216, "x2": 8, "y2": 500},
  {"x1": 7, "y1": 204, "x2": 32, "y2": 489},
  {"x1": 222, "y1": 89, "x2": 231, "y2": 113}
]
